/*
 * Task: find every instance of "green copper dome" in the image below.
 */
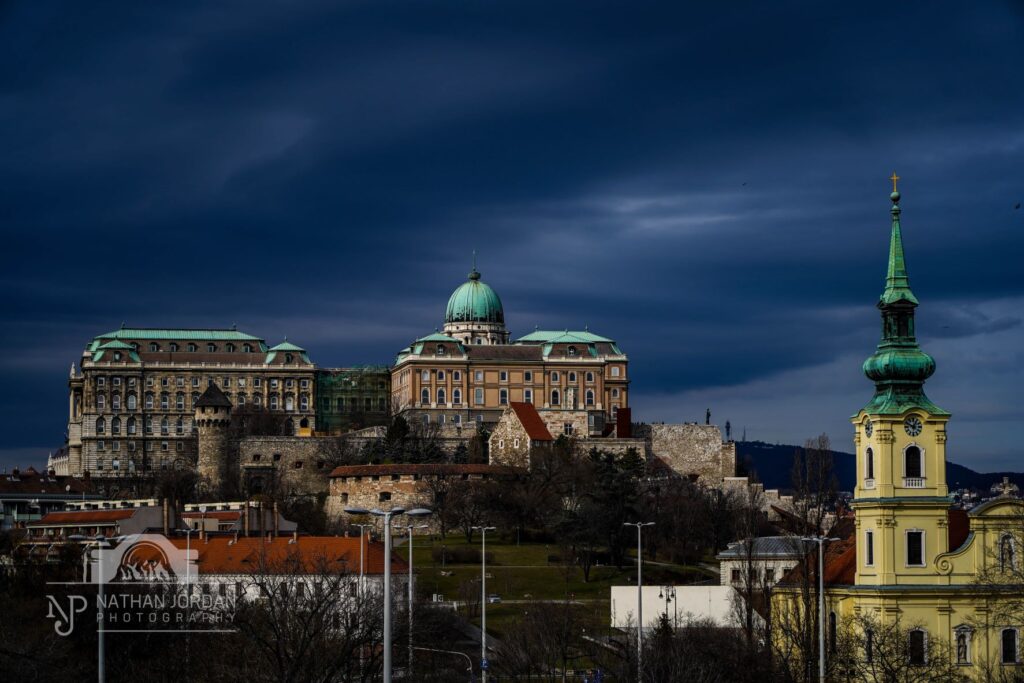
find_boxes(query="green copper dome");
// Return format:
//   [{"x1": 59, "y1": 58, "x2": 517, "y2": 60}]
[
  {"x1": 860, "y1": 184, "x2": 948, "y2": 416},
  {"x1": 445, "y1": 269, "x2": 504, "y2": 324}
]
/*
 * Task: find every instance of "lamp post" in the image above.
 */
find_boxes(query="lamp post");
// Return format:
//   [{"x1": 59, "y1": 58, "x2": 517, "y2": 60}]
[
  {"x1": 471, "y1": 525, "x2": 497, "y2": 683},
  {"x1": 623, "y1": 521, "x2": 654, "y2": 683},
  {"x1": 353, "y1": 523, "x2": 374, "y2": 593},
  {"x1": 345, "y1": 506, "x2": 432, "y2": 683},
  {"x1": 404, "y1": 522, "x2": 430, "y2": 678},
  {"x1": 801, "y1": 535, "x2": 839, "y2": 683},
  {"x1": 71, "y1": 533, "x2": 119, "y2": 683},
  {"x1": 659, "y1": 585, "x2": 677, "y2": 629}
]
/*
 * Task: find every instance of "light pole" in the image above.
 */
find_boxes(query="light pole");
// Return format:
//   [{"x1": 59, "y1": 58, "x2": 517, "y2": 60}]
[
  {"x1": 404, "y1": 522, "x2": 430, "y2": 678},
  {"x1": 353, "y1": 523, "x2": 374, "y2": 593},
  {"x1": 71, "y1": 533, "x2": 118, "y2": 683},
  {"x1": 345, "y1": 506, "x2": 432, "y2": 683},
  {"x1": 658, "y1": 585, "x2": 677, "y2": 629},
  {"x1": 623, "y1": 521, "x2": 654, "y2": 683},
  {"x1": 801, "y1": 535, "x2": 839, "y2": 683},
  {"x1": 413, "y1": 646, "x2": 474, "y2": 682},
  {"x1": 471, "y1": 525, "x2": 496, "y2": 683}
]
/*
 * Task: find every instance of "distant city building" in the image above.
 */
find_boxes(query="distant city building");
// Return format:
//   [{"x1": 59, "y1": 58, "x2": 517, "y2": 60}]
[
  {"x1": 716, "y1": 536, "x2": 805, "y2": 588},
  {"x1": 0, "y1": 465, "x2": 99, "y2": 530},
  {"x1": 315, "y1": 366, "x2": 391, "y2": 433},
  {"x1": 391, "y1": 266, "x2": 629, "y2": 429},
  {"x1": 60, "y1": 327, "x2": 317, "y2": 478}
]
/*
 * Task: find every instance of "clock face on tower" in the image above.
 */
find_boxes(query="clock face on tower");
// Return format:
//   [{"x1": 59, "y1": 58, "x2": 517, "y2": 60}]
[
  {"x1": 865, "y1": 420, "x2": 873, "y2": 438},
  {"x1": 904, "y1": 416, "x2": 923, "y2": 437}
]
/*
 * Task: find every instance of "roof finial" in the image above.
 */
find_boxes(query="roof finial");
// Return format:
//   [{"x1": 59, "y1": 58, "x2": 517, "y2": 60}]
[
  {"x1": 468, "y1": 250, "x2": 481, "y2": 280},
  {"x1": 121, "y1": 321, "x2": 126, "y2": 329},
  {"x1": 890, "y1": 171, "x2": 900, "y2": 193}
]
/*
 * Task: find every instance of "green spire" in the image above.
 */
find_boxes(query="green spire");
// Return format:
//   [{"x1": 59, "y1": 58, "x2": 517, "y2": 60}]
[
  {"x1": 880, "y1": 175, "x2": 918, "y2": 306},
  {"x1": 860, "y1": 176, "x2": 947, "y2": 416}
]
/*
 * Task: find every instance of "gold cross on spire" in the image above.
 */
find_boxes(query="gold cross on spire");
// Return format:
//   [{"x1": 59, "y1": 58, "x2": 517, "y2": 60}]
[{"x1": 890, "y1": 171, "x2": 900, "y2": 192}]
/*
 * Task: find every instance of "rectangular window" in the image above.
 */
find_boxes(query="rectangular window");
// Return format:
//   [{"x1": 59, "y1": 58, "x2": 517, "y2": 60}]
[
  {"x1": 192, "y1": 377, "x2": 200, "y2": 387},
  {"x1": 254, "y1": 378, "x2": 262, "y2": 388},
  {"x1": 499, "y1": 389, "x2": 508, "y2": 405},
  {"x1": 499, "y1": 371, "x2": 508, "y2": 382},
  {"x1": 475, "y1": 370, "x2": 483, "y2": 382},
  {"x1": 524, "y1": 371, "x2": 532, "y2": 382},
  {"x1": 112, "y1": 377, "x2": 121, "y2": 387},
  {"x1": 300, "y1": 379, "x2": 309, "y2": 388},
  {"x1": 161, "y1": 441, "x2": 169, "y2": 451},
  {"x1": 238, "y1": 378, "x2": 246, "y2": 387},
  {"x1": 865, "y1": 530, "x2": 875, "y2": 566},
  {"x1": 1002, "y1": 629, "x2": 1018, "y2": 664},
  {"x1": 422, "y1": 370, "x2": 430, "y2": 381},
  {"x1": 453, "y1": 371, "x2": 461, "y2": 381},
  {"x1": 765, "y1": 568, "x2": 775, "y2": 582},
  {"x1": 176, "y1": 376, "x2": 184, "y2": 387},
  {"x1": 906, "y1": 531, "x2": 924, "y2": 566},
  {"x1": 551, "y1": 371, "x2": 559, "y2": 382},
  {"x1": 475, "y1": 388, "x2": 484, "y2": 405},
  {"x1": 97, "y1": 377, "x2": 106, "y2": 387},
  {"x1": 730, "y1": 569, "x2": 741, "y2": 583},
  {"x1": 524, "y1": 389, "x2": 533, "y2": 404}
]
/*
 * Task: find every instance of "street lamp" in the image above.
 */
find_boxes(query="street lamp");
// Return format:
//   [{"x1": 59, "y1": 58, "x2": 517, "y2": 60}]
[
  {"x1": 345, "y1": 506, "x2": 432, "y2": 683},
  {"x1": 353, "y1": 523, "x2": 374, "y2": 592},
  {"x1": 471, "y1": 525, "x2": 497, "y2": 683},
  {"x1": 623, "y1": 521, "x2": 654, "y2": 683},
  {"x1": 801, "y1": 535, "x2": 840, "y2": 683},
  {"x1": 659, "y1": 585, "x2": 677, "y2": 629},
  {"x1": 404, "y1": 521, "x2": 431, "y2": 678},
  {"x1": 70, "y1": 533, "x2": 120, "y2": 683}
]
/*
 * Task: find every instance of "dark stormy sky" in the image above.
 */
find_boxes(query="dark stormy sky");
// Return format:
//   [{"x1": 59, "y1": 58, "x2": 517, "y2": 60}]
[{"x1": 2, "y1": 2, "x2": 1023, "y2": 472}]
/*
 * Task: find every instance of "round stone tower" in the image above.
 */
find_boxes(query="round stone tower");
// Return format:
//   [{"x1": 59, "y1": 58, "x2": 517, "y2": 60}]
[{"x1": 194, "y1": 383, "x2": 233, "y2": 491}]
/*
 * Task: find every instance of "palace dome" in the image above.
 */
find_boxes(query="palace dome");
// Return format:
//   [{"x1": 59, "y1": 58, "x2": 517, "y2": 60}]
[{"x1": 445, "y1": 269, "x2": 504, "y2": 324}]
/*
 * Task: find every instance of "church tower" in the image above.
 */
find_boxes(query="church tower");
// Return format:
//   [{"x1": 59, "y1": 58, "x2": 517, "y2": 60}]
[{"x1": 852, "y1": 177, "x2": 952, "y2": 586}]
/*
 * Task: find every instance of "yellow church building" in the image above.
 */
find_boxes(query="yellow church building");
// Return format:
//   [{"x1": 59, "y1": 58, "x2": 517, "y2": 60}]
[{"x1": 774, "y1": 180, "x2": 1024, "y2": 680}]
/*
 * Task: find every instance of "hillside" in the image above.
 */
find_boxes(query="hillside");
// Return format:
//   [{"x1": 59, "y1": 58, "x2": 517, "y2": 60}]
[{"x1": 735, "y1": 440, "x2": 1023, "y2": 493}]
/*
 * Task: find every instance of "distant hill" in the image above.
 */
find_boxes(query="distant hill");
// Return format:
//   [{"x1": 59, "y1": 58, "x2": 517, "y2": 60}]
[{"x1": 735, "y1": 440, "x2": 1024, "y2": 494}]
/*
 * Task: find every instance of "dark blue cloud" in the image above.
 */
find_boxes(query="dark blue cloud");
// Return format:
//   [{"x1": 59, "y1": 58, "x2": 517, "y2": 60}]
[{"x1": 2, "y1": 1, "x2": 1023, "y2": 469}]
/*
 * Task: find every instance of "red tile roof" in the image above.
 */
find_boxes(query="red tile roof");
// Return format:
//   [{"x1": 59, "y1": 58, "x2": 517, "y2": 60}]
[
  {"x1": 0, "y1": 471, "x2": 94, "y2": 495},
  {"x1": 509, "y1": 402, "x2": 554, "y2": 441},
  {"x1": 777, "y1": 515, "x2": 857, "y2": 587},
  {"x1": 165, "y1": 535, "x2": 406, "y2": 575},
  {"x1": 328, "y1": 463, "x2": 518, "y2": 478},
  {"x1": 32, "y1": 509, "x2": 137, "y2": 525},
  {"x1": 181, "y1": 511, "x2": 242, "y2": 521}
]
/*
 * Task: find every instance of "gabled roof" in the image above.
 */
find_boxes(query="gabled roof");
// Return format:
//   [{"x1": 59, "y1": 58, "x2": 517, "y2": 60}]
[
  {"x1": 195, "y1": 384, "x2": 233, "y2": 409},
  {"x1": 267, "y1": 340, "x2": 306, "y2": 352},
  {"x1": 96, "y1": 340, "x2": 135, "y2": 350},
  {"x1": 265, "y1": 340, "x2": 312, "y2": 364},
  {"x1": 415, "y1": 333, "x2": 462, "y2": 344},
  {"x1": 509, "y1": 402, "x2": 554, "y2": 441}
]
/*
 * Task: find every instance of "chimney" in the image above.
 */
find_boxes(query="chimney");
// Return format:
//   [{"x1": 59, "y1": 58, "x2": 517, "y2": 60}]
[
  {"x1": 243, "y1": 501, "x2": 250, "y2": 537},
  {"x1": 289, "y1": 530, "x2": 298, "y2": 545},
  {"x1": 273, "y1": 502, "x2": 280, "y2": 537},
  {"x1": 162, "y1": 498, "x2": 170, "y2": 536}
]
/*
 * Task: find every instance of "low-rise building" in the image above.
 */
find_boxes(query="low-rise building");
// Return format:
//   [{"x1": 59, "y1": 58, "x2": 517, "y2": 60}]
[
  {"x1": 716, "y1": 536, "x2": 806, "y2": 587},
  {"x1": 0, "y1": 466, "x2": 99, "y2": 530}
]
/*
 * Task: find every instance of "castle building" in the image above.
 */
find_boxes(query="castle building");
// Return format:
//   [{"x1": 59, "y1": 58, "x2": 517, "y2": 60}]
[
  {"x1": 315, "y1": 366, "x2": 392, "y2": 433},
  {"x1": 391, "y1": 266, "x2": 630, "y2": 429},
  {"x1": 774, "y1": 182, "x2": 1024, "y2": 673},
  {"x1": 61, "y1": 327, "x2": 317, "y2": 477}
]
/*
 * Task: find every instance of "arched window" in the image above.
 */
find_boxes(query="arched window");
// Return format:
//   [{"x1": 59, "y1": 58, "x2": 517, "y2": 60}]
[
  {"x1": 187, "y1": 343, "x2": 197, "y2": 352},
  {"x1": 96, "y1": 417, "x2": 106, "y2": 435},
  {"x1": 160, "y1": 417, "x2": 169, "y2": 435},
  {"x1": 438, "y1": 370, "x2": 446, "y2": 381},
  {"x1": 160, "y1": 392, "x2": 169, "y2": 410},
  {"x1": 207, "y1": 343, "x2": 217, "y2": 353},
  {"x1": 285, "y1": 419, "x2": 294, "y2": 436},
  {"x1": 955, "y1": 626, "x2": 971, "y2": 664},
  {"x1": 111, "y1": 394, "x2": 121, "y2": 410},
  {"x1": 865, "y1": 447, "x2": 874, "y2": 481},
  {"x1": 1003, "y1": 628, "x2": 1019, "y2": 664},
  {"x1": 243, "y1": 343, "x2": 253, "y2": 353},
  {"x1": 421, "y1": 388, "x2": 430, "y2": 405},
  {"x1": 97, "y1": 394, "x2": 106, "y2": 410},
  {"x1": 1001, "y1": 534, "x2": 1016, "y2": 571},
  {"x1": 300, "y1": 418, "x2": 309, "y2": 429},
  {"x1": 169, "y1": 343, "x2": 179, "y2": 352},
  {"x1": 452, "y1": 388, "x2": 462, "y2": 405},
  {"x1": 270, "y1": 394, "x2": 279, "y2": 410},
  {"x1": 908, "y1": 629, "x2": 927, "y2": 665},
  {"x1": 110, "y1": 417, "x2": 120, "y2": 435},
  {"x1": 586, "y1": 371, "x2": 594, "y2": 383},
  {"x1": 127, "y1": 417, "x2": 136, "y2": 435},
  {"x1": 569, "y1": 372, "x2": 577, "y2": 382},
  {"x1": 145, "y1": 392, "x2": 154, "y2": 410},
  {"x1": 175, "y1": 418, "x2": 184, "y2": 435},
  {"x1": 225, "y1": 343, "x2": 235, "y2": 352},
  {"x1": 551, "y1": 389, "x2": 561, "y2": 406},
  {"x1": 176, "y1": 392, "x2": 185, "y2": 411},
  {"x1": 904, "y1": 445, "x2": 923, "y2": 480},
  {"x1": 437, "y1": 388, "x2": 446, "y2": 404},
  {"x1": 285, "y1": 395, "x2": 295, "y2": 411},
  {"x1": 585, "y1": 389, "x2": 595, "y2": 406},
  {"x1": 149, "y1": 343, "x2": 160, "y2": 352},
  {"x1": 126, "y1": 393, "x2": 137, "y2": 410}
]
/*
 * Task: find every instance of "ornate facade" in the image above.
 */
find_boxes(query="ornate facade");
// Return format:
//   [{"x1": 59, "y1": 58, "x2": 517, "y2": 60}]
[
  {"x1": 391, "y1": 267, "x2": 630, "y2": 428},
  {"x1": 774, "y1": 183, "x2": 1024, "y2": 676},
  {"x1": 61, "y1": 327, "x2": 317, "y2": 477}
]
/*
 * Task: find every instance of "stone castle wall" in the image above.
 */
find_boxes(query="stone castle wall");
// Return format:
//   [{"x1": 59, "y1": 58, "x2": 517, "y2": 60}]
[
  {"x1": 237, "y1": 436, "x2": 334, "y2": 496},
  {"x1": 635, "y1": 423, "x2": 736, "y2": 485}
]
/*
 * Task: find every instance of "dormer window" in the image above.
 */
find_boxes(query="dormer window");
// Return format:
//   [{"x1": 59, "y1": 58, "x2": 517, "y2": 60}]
[
  {"x1": 568, "y1": 346, "x2": 578, "y2": 357},
  {"x1": 149, "y1": 343, "x2": 160, "y2": 352},
  {"x1": 285, "y1": 353, "x2": 294, "y2": 363},
  {"x1": 169, "y1": 343, "x2": 179, "y2": 352},
  {"x1": 243, "y1": 343, "x2": 253, "y2": 353},
  {"x1": 225, "y1": 343, "x2": 235, "y2": 352},
  {"x1": 188, "y1": 343, "x2": 197, "y2": 352},
  {"x1": 437, "y1": 344, "x2": 446, "y2": 355},
  {"x1": 207, "y1": 343, "x2": 217, "y2": 353}
]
